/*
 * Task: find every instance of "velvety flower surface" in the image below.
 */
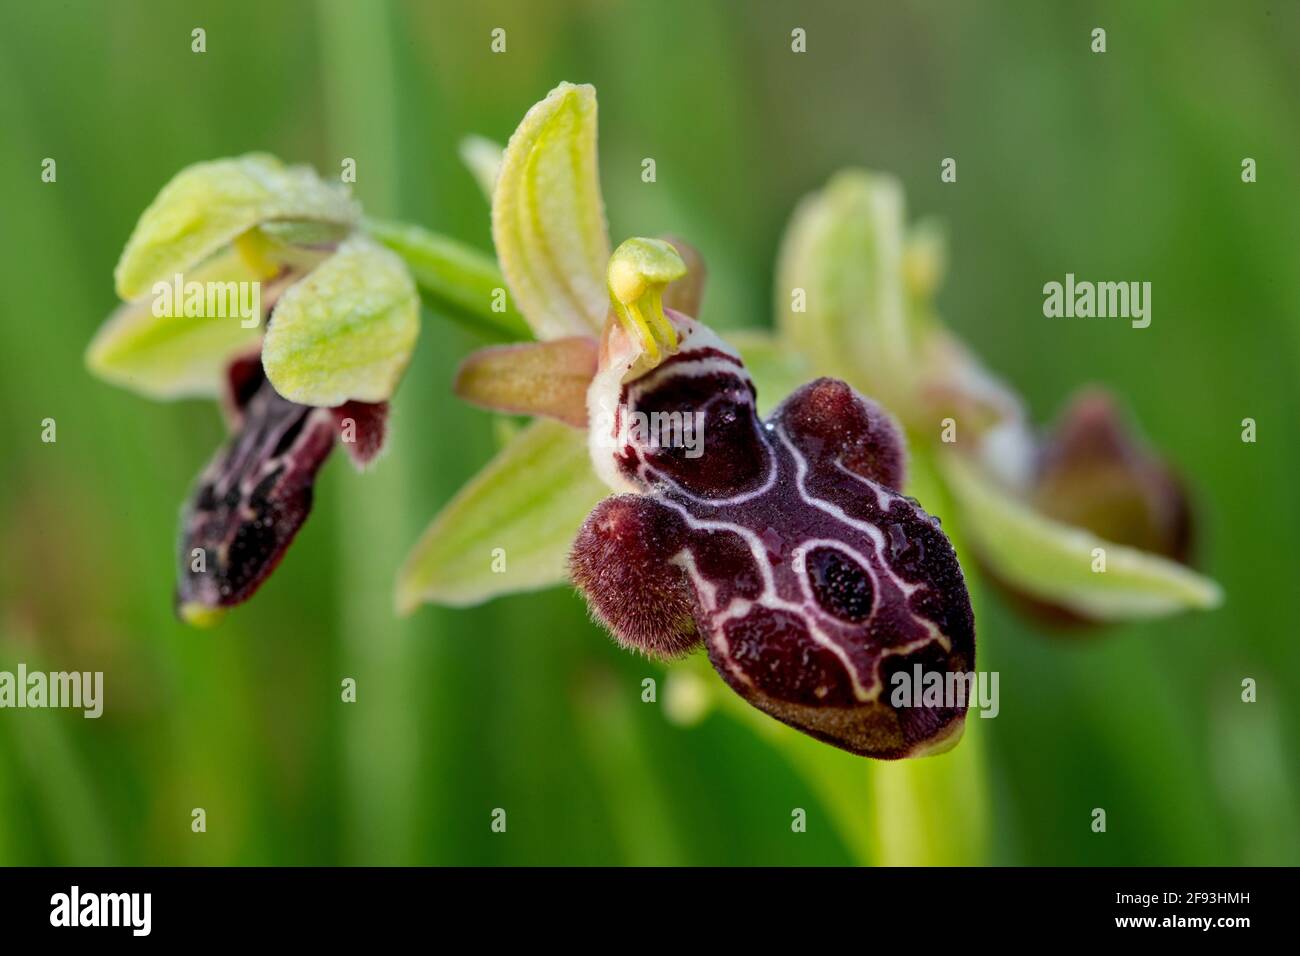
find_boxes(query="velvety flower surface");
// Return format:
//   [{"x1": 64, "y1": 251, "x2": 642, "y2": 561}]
[{"x1": 572, "y1": 310, "x2": 974, "y2": 757}]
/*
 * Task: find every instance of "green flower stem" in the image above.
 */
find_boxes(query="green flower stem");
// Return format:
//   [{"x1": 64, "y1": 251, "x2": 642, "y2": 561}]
[
  {"x1": 573, "y1": 669, "x2": 687, "y2": 865},
  {"x1": 367, "y1": 218, "x2": 531, "y2": 342},
  {"x1": 870, "y1": 441, "x2": 991, "y2": 865},
  {"x1": 318, "y1": 0, "x2": 422, "y2": 865},
  {"x1": 725, "y1": 687, "x2": 881, "y2": 863}
]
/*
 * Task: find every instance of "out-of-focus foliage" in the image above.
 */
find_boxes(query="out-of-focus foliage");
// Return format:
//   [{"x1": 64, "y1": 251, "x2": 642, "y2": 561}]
[{"x1": 0, "y1": 0, "x2": 1296, "y2": 865}]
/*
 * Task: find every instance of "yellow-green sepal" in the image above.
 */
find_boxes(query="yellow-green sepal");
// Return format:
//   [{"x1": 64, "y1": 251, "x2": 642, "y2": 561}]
[
  {"x1": 114, "y1": 153, "x2": 359, "y2": 300},
  {"x1": 776, "y1": 170, "x2": 914, "y2": 413},
  {"x1": 492, "y1": 82, "x2": 611, "y2": 339},
  {"x1": 940, "y1": 453, "x2": 1223, "y2": 620}
]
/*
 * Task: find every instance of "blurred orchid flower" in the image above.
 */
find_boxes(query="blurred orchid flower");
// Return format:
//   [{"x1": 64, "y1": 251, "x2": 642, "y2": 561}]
[
  {"x1": 768, "y1": 170, "x2": 1223, "y2": 625},
  {"x1": 87, "y1": 154, "x2": 420, "y2": 625}
]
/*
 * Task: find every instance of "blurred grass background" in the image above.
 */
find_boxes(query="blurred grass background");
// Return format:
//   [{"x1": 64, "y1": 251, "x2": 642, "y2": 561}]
[{"x1": 0, "y1": 0, "x2": 1297, "y2": 865}]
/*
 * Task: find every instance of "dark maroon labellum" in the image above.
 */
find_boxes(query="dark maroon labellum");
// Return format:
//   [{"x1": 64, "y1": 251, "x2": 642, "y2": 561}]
[
  {"x1": 572, "y1": 317, "x2": 975, "y2": 759},
  {"x1": 176, "y1": 362, "x2": 388, "y2": 621}
]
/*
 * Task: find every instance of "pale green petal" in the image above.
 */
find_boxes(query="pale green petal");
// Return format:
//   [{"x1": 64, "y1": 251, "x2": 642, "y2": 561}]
[
  {"x1": 941, "y1": 453, "x2": 1223, "y2": 620},
  {"x1": 262, "y1": 234, "x2": 418, "y2": 406},
  {"x1": 454, "y1": 337, "x2": 597, "y2": 428},
  {"x1": 728, "y1": 329, "x2": 814, "y2": 416},
  {"x1": 86, "y1": 248, "x2": 264, "y2": 400},
  {"x1": 775, "y1": 170, "x2": 913, "y2": 412},
  {"x1": 396, "y1": 419, "x2": 608, "y2": 612},
  {"x1": 459, "y1": 134, "x2": 503, "y2": 200},
  {"x1": 492, "y1": 82, "x2": 610, "y2": 339},
  {"x1": 115, "y1": 153, "x2": 360, "y2": 300}
]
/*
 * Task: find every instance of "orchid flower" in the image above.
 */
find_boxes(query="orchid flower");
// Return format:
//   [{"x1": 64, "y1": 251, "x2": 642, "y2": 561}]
[
  {"x1": 764, "y1": 170, "x2": 1223, "y2": 624},
  {"x1": 87, "y1": 154, "x2": 420, "y2": 626},
  {"x1": 395, "y1": 83, "x2": 818, "y2": 612},
  {"x1": 396, "y1": 84, "x2": 979, "y2": 759}
]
